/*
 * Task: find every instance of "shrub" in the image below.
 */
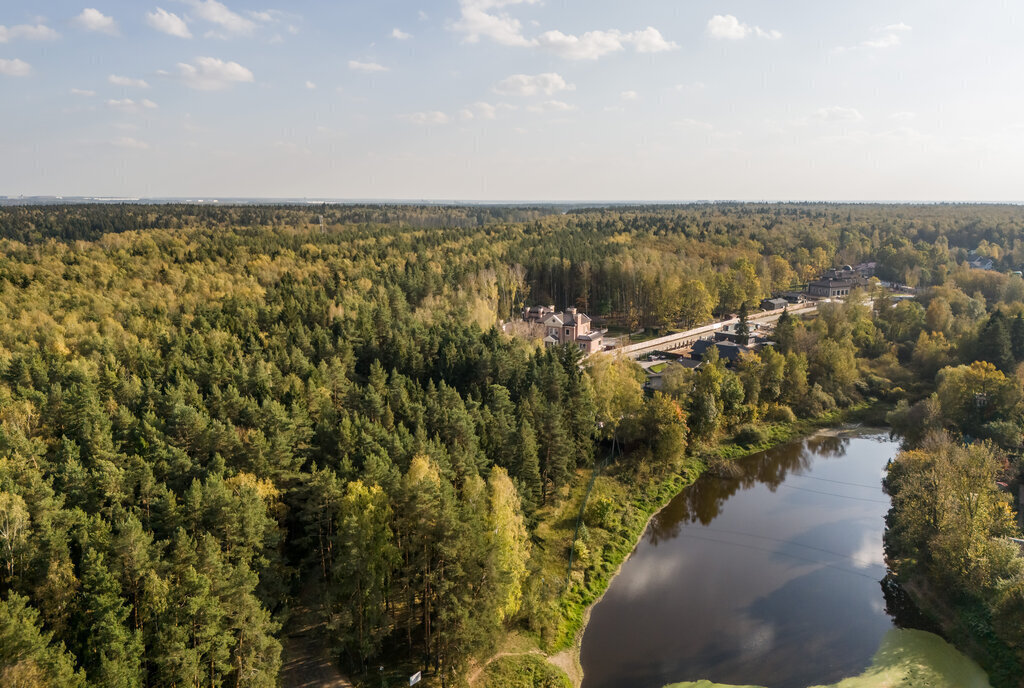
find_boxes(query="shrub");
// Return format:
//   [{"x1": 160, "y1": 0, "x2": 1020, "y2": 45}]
[
  {"x1": 764, "y1": 405, "x2": 796, "y2": 423},
  {"x1": 481, "y1": 655, "x2": 572, "y2": 688},
  {"x1": 735, "y1": 424, "x2": 768, "y2": 447}
]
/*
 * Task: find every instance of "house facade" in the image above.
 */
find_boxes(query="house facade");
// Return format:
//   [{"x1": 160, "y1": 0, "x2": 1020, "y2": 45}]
[{"x1": 525, "y1": 306, "x2": 607, "y2": 353}]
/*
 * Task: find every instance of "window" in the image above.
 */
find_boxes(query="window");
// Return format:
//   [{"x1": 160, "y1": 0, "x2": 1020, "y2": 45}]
[{"x1": 565, "y1": 328, "x2": 570, "y2": 336}]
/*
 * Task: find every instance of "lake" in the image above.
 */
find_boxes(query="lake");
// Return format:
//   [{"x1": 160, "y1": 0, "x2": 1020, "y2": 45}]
[{"x1": 579, "y1": 429, "x2": 902, "y2": 688}]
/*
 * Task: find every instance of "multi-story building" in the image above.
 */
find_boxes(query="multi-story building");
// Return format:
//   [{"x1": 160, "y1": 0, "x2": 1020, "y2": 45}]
[{"x1": 523, "y1": 306, "x2": 607, "y2": 353}]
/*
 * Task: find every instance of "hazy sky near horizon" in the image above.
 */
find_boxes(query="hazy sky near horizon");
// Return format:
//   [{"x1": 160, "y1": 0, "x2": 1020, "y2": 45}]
[{"x1": 2, "y1": 1, "x2": 1023, "y2": 201}]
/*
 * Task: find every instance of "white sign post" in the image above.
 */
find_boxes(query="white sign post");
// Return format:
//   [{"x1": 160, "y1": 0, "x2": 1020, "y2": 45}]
[{"x1": 409, "y1": 671, "x2": 421, "y2": 686}]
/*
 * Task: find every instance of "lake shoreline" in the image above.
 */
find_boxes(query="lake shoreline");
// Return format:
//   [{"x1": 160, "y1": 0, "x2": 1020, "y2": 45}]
[{"x1": 551, "y1": 412, "x2": 884, "y2": 688}]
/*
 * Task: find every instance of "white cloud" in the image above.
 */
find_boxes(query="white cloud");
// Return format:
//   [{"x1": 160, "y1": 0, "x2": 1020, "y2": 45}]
[
  {"x1": 890, "y1": 111, "x2": 916, "y2": 121},
  {"x1": 813, "y1": 105, "x2": 864, "y2": 122},
  {"x1": 526, "y1": 100, "x2": 576, "y2": 113},
  {"x1": 0, "y1": 58, "x2": 31, "y2": 76},
  {"x1": 146, "y1": 8, "x2": 192, "y2": 38},
  {"x1": 109, "y1": 74, "x2": 149, "y2": 88},
  {"x1": 392, "y1": 28, "x2": 411, "y2": 40},
  {"x1": 107, "y1": 98, "x2": 158, "y2": 113},
  {"x1": 176, "y1": 56, "x2": 254, "y2": 90},
  {"x1": 620, "y1": 90, "x2": 638, "y2": 101},
  {"x1": 707, "y1": 15, "x2": 780, "y2": 41},
  {"x1": 187, "y1": 0, "x2": 256, "y2": 36},
  {"x1": 305, "y1": 80, "x2": 316, "y2": 89},
  {"x1": 348, "y1": 60, "x2": 388, "y2": 72},
  {"x1": 535, "y1": 29, "x2": 625, "y2": 60},
  {"x1": 70, "y1": 88, "x2": 96, "y2": 96},
  {"x1": 473, "y1": 101, "x2": 497, "y2": 119},
  {"x1": 74, "y1": 8, "x2": 118, "y2": 35},
  {"x1": 0, "y1": 23, "x2": 59, "y2": 43},
  {"x1": 111, "y1": 136, "x2": 150, "y2": 150},
  {"x1": 494, "y1": 72, "x2": 573, "y2": 96},
  {"x1": 452, "y1": 1, "x2": 677, "y2": 60},
  {"x1": 460, "y1": 101, "x2": 499, "y2": 121},
  {"x1": 451, "y1": 0, "x2": 539, "y2": 47},
  {"x1": 630, "y1": 27, "x2": 678, "y2": 53},
  {"x1": 861, "y1": 34, "x2": 901, "y2": 48},
  {"x1": 402, "y1": 111, "x2": 450, "y2": 125},
  {"x1": 837, "y1": 23, "x2": 911, "y2": 52}
]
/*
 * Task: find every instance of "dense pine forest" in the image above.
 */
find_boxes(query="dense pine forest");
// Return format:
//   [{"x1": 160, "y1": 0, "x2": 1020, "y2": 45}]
[{"x1": 2, "y1": 203, "x2": 1024, "y2": 687}]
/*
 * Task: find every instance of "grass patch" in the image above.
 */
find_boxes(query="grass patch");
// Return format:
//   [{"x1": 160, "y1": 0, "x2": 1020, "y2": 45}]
[{"x1": 480, "y1": 655, "x2": 571, "y2": 688}]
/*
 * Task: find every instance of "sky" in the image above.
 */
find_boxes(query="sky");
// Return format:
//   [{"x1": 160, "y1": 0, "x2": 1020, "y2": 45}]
[{"x1": 1, "y1": 0, "x2": 1023, "y2": 201}]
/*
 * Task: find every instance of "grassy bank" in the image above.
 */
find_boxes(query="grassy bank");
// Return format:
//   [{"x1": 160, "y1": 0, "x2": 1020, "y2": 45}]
[
  {"x1": 478, "y1": 402, "x2": 885, "y2": 688},
  {"x1": 663, "y1": 628, "x2": 992, "y2": 688}
]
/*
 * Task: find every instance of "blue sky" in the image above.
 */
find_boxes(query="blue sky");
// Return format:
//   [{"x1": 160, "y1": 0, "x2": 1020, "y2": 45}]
[{"x1": 2, "y1": 1, "x2": 1023, "y2": 200}]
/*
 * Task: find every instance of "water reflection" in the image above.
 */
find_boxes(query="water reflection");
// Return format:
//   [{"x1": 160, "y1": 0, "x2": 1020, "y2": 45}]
[{"x1": 580, "y1": 431, "x2": 897, "y2": 688}]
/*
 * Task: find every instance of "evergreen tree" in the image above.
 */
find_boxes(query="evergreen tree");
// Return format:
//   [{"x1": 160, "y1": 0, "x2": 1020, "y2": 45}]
[
  {"x1": 978, "y1": 311, "x2": 1015, "y2": 373},
  {"x1": 1012, "y1": 313, "x2": 1024, "y2": 362}
]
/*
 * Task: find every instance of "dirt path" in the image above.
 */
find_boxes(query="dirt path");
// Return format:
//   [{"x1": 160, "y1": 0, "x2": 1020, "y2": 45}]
[
  {"x1": 279, "y1": 580, "x2": 353, "y2": 688},
  {"x1": 466, "y1": 650, "x2": 546, "y2": 686}
]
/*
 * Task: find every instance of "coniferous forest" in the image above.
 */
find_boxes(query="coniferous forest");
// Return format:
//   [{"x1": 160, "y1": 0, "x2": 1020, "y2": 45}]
[{"x1": 3, "y1": 203, "x2": 1024, "y2": 687}]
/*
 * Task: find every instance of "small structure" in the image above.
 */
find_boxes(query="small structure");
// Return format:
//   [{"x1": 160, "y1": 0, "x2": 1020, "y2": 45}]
[
  {"x1": 778, "y1": 291, "x2": 806, "y2": 304},
  {"x1": 690, "y1": 339, "x2": 752, "y2": 366},
  {"x1": 714, "y1": 323, "x2": 757, "y2": 346},
  {"x1": 534, "y1": 306, "x2": 607, "y2": 353},
  {"x1": 761, "y1": 297, "x2": 789, "y2": 311},
  {"x1": 969, "y1": 256, "x2": 995, "y2": 271},
  {"x1": 639, "y1": 357, "x2": 701, "y2": 391}
]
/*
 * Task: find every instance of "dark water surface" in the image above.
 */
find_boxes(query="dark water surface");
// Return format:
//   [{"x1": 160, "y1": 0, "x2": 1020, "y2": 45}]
[{"x1": 579, "y1": 430, "x2": 899, "y2": 688}]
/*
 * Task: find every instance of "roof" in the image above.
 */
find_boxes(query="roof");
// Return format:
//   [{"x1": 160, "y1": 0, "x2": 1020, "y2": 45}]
[
  {"x1": 809, "y1": 278, "x2": 853, "y2": 288},
  {"x1": 541, "y1": 314, "x2": 565, "y2": 327},
  {"x1": 691, "y1": 339, "x2": 750, "y2": 362},
  {"x1": 543, "y1": 335, "x2": 559, "y2": 344}
]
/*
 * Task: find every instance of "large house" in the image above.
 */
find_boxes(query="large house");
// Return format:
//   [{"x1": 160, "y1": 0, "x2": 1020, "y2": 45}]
[
  {"x1": 524, "y1": 306, "x2": 607, "y2": 353},
  {"x1": 806, "y1": 265, "x2": 870, "y2": 298}
]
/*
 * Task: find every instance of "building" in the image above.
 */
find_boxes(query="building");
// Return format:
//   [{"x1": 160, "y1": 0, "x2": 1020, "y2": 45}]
[
  {"x1": 523, "y1": 304, "x2": 556, "y2": 323},
  {"x1": 535, "y1": 306, "x2": 607, "y2": 353},
  {"x1": 778, "y1": 291, "x2": 806, "y2": 304},
  {"x1": 761, "y1": 297, "x2": 789, "y2": 311},
  {"x1": 714, "y1": 323, "x2": 758, "y2": 346},
  {"x1": 807, "y1": 278, "x2": 854, "y2": 298},
  {"x1": 690, "y1": 338, "x2": 752, "y2": 365},
  {"x1": 806, "y1": 265, "x2": 869, "y2": 298}
]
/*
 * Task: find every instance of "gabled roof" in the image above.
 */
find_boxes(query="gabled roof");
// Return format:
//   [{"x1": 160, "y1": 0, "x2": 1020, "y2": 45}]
[{"x1": 542, "y1": 314, "x2": 564, "y2": 327}]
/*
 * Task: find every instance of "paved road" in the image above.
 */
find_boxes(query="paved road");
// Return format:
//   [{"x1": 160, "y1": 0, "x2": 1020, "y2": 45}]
[{"x1": 608, "y1": 301, "x2": 820, "y2": 360}]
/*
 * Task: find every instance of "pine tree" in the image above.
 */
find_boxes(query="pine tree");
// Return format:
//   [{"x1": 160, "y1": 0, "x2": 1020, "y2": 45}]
[
  {"x1": 0, "y1": 594, "x2": 86, "y2": 688},
  {"x1": 514, "y1": 419, "x2": 542, "y2": 514},
  {"x1": 978, "y1": 311, "x2": 1014, "y2": 373},
  {"x1": 774, "y1": 308, "x2": 795, "y2": 353},
  {"x1": 1011, "y1": 313, "x2": 1024, "y2": 362},
  {"x1": 736, "y1": 302, "x2": 750, "y2": 340},
  {"x1": 75, "y1": 549, "x2": 144, "y2": 688}
]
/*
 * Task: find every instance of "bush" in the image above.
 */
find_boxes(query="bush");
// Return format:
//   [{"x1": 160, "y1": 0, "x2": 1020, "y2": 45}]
[
  {"x1": 481, "y1": 655, "x2": 572, "y2": 688},
  {"x1": 735, "y1": 424, "x2": 768, "y2": 447},
  {"x1": 764, "y1": 405, "x2": 796, "y2": 423},
  {"x1": 584, "y1": 496, "x2": 617, "y2": 530},
  {"x1": 798, "y1": 384, "x2": 836, "y2": 417}
]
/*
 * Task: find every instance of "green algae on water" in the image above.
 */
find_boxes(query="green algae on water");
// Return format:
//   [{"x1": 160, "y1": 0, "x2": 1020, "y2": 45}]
[{"x1": 663, "y1": 628, "x2": 991, "y2": 688}]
